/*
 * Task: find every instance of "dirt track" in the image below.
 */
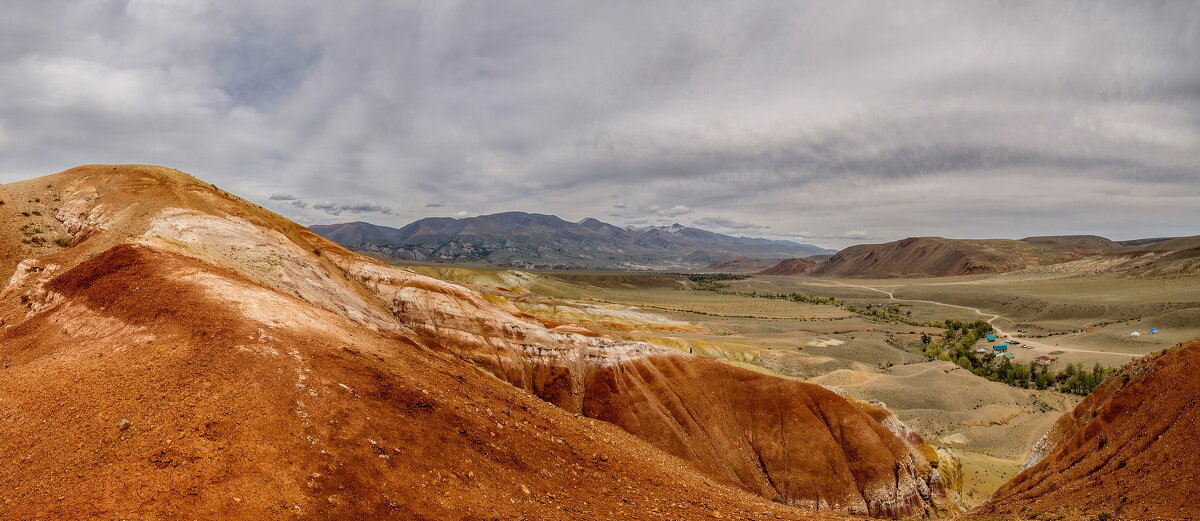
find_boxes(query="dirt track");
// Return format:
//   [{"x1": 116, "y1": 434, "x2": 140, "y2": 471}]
[{"x1": 813, "y1": 279, "x2": 1142, "y2": 360}]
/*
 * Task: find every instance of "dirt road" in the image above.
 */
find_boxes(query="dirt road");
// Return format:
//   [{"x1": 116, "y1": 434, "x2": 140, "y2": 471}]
[{"x1": 813, "y1": 279, "x2": 1141, "y2": 360}]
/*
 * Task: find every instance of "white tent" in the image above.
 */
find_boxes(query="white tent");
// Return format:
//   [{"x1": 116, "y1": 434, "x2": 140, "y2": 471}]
[{"x1": 1130, "y1": 331, "x2": 1141, "y2": 337}]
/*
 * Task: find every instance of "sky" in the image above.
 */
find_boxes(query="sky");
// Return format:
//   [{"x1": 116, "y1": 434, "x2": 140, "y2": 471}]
[{"x1": 0, "y1": 1, "x2": 1197, "y2": 248}]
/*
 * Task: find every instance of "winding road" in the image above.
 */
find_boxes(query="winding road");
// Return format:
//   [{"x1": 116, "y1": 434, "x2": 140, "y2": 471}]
[{"x1": 814, "y1": 279, "x2": 1142, "y2": 360}]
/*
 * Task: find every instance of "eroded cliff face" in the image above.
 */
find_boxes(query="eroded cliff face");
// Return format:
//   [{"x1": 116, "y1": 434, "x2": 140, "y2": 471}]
[
  {"x1": 330, "y1": 242, "x2": 951, "y2": 518},
  {"x1": 967, "y1": 339, "x2": 1200, "y2": 521},
  {"x1": 1, "y1": 165, "x2": 947, "y2": 518}
]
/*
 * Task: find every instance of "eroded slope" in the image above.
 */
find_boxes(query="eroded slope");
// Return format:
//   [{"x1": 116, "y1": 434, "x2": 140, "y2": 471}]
[
  {"x1": 966, "y1": 339, "x2": 1200, "y2": 520},
  {"x1": 1, "y1": 165, "x2": 949, "y2": 518}
]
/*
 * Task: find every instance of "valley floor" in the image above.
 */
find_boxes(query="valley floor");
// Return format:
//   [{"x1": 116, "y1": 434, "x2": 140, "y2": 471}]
[{"x1": 397, "y1": 265, "x2": 1200, "y2": 509}]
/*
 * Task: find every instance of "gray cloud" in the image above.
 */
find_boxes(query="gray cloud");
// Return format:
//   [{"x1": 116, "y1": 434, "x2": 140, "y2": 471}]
[
  {"x1": 786, "y1": 230, "x2": 875, "y2": 241},
  {"x1": 692, "y1": 216, "x2": 769, "y2": 231},
  {"x1": 0, "y1": 1, "x2": 1197, "y2": 247},
  {"x1": 649, "y1": 204, "x2": 693, "y2": 218},
  {"x1": 311, "y1": 200, "x2": 392, "y2": 216}
]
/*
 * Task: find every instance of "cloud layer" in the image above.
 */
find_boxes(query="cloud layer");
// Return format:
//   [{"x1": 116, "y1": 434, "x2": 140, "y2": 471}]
[{"x1": 1, "y1": 1, "x2": 1196, "y2": 247}]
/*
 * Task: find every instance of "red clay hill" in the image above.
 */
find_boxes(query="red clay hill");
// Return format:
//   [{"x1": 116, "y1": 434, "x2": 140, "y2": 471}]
[
  {"x1": 966, "y1": 338, "x2": 1200, "y2": 520},
  {"x1": 0, "y1": 165, "x2": 956, "y2": 520},
  {"x1": 758, "y1": 257, "x2": 819, "y2": 275},
  {"x1": 705, "y1": 256, "x2": 782, "y2": 273}
]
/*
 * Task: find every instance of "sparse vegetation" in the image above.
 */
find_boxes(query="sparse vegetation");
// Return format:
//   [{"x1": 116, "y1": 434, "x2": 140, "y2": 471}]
[
  {"x1": 716, "y1": 286, "x2": 944, "y2": 327},
  {"x1": 843, "y1": 303, "x2": 932, "y2": 326},
  {"x1": 682, "y1": 273, "x2": 750, "y2": 291}
]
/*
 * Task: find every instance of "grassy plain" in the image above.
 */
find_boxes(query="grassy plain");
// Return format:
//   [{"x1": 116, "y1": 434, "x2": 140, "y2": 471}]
[{"x1": 729, "y1": 274, "x2": 1200, "y2": 368}]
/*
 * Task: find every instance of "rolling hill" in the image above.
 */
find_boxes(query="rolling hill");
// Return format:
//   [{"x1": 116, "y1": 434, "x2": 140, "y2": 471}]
[
  {"x1": 812, "y1": 236, "x2": 1139, "y2": 278},
  {"x1": 704, "y1": 256, "x2": 783, "y2": 272},
  {"x1": 998, "y1": 235, "x2": 1200, "y2": 278},
  {"x1": 310, "y1": 215, "x2": 833, "y2": 270},
  {"x1": 758, "y1": 257, "x2": 819, "y2": 275},
  {"x1": 0, "y1": 165, "x2": 946, "y2": 519}
]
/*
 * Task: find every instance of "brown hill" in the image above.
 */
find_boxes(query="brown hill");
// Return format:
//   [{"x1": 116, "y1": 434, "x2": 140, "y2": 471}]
[
  {"x1": 966, "y1": 339, "x2": 1200, "y2": 520},
  {"x1": 0, "y1": 165, "x2": 950, "y2": 519},
  {"x1": 813, "y1": 237, "x2": 1112, "y2": 278},
  {"x1": 1018, "y1": 235, "x2": 1120, "y2": 250},
  {"x1": 1110, "y1": 236, "x2": 1200, "y2": 276},
  {"x1": 1018, "y1": 235, "x2": 1200, "y2": 277},
  {"x1": 758, "y1": 257, "x2": 819, "y2": 275},
  {"x1": 705, "y1": 256, "x2": 781, "y2": 272}
]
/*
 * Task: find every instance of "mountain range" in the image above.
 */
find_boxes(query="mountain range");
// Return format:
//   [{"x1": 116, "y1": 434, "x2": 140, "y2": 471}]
[
  {"x1": 310, "y1": 213, "x2": 833, "y2": 270},
  {"x1": 315, "y1": 212, "x2": 1197, "y2": 278}
]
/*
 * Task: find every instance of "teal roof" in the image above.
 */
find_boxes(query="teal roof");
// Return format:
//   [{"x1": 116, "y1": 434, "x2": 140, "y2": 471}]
[
  {"x1": 993, "y1": 344, "x2": 1008, "y2": 350},
  {"x1": 986, "y1": 334, "x2": 997, "y2": 341}
]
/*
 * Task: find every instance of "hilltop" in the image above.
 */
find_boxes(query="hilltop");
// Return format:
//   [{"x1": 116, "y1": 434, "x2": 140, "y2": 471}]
[
  {"x1": 0, "y1": 165, "x2": 942, "y2": 520},
  {"x1": 310, "y1": 215, "x2": 833, "y2": 270}
]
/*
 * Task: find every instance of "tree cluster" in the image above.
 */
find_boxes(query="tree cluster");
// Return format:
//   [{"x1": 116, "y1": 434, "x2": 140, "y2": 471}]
[{"x1": 924, "y1": 320, "x2": 1114, "y2": 395}]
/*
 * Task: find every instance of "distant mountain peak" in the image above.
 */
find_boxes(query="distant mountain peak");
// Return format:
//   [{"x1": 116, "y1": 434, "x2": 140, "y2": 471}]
[{"x1": 312, "y1": 213, "x2": 834, "y2": 269}]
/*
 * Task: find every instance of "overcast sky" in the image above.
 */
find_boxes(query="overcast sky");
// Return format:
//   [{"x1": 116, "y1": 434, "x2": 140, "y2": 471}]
[{"x1": 1, "y1": 1, "x2": 1197, "y2": 248}]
